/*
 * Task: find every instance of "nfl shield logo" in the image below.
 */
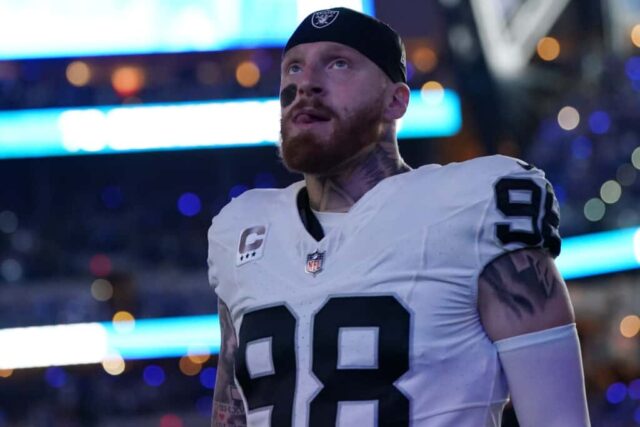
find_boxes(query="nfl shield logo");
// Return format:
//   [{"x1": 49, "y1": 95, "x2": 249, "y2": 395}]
[
  {"x1": 311, "y1": 10, "x2": 339, "y2": 29},
  {"x1": 305, "y1": 250, "x2": 325, "y2": 276}
]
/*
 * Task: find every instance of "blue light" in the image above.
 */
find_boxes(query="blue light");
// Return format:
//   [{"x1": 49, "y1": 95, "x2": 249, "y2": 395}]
[
  {"x1": 0, "y1": 90, "x2": 462, "y2": 160},
  {"x1": 143, "y1": 365, "x2": 166, "y2": 387},
  {"x1": 552, "y1": 184, "x2": 566, "y2": 205},
  {"x1": 630, "y1": 379, "x2": 640, "y2": 400},
  {"x1": 0, "y1": 0, "x2": 374, "y2": 60},
  {"x1": 626, "y1": 57, "x2": 640, "y2": 81},
  {"x1": 103, "y1": 315, "x2": 220, "y2": 360},
  {"x1": 178, "y1": 193, "x2": 202, "y2": 217},
  {"x1": 199, "y1": 367, "x2": 216, "y2": 390},
  {"x1": 635, "y1": 406, "x2": 640, "y2": 424},
  {"x1": 571, "y1": 136, "x2": 592, "y2": 159},
  {"x1": 606, "y1": 382, "x2": 627, "y2": 404},
  {"x1": 45, "y1": 366, "x2": 67, "y2": 388},
  {"x1": 588, "y1": 111, "x2": 611, "y2": 135},
  {"x1": 196, "y1": 395, "x2": 213, "y2": 417},
  {"x1": 229, "y1": 184, "x2": 249, "y2": 199},
  {"x1": 556, "y1": 227, "x2": 640, "y2": 280},
  {"x1": 254, "y1": 172, "x2": 276, "y2": 189},
  {"x1": 101, "y1": 186, "x2": 123, "y2": 209}
]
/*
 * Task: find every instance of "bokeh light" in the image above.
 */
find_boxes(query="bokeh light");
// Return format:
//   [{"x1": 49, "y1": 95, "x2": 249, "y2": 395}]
[
  {"x1": 179, "y1": 356, "x2": 203, "y2": 376},
  {"x1": 600, "y1": 180, "x2": 622, "y2": 204},
  {"x1": 178, "y1": 193, "x2": 202, "y2": 217},
  {"x1": 45, "y1": 367, "x2": 67, "y2": 388},
  {"x1": 584, "y1": 198, "x2": 605, "y2": 222},
  {"x1": 0, "y1": 210, "x2": 18, "y2": 234},
  {"x1": 113, "y1": 311, "x2": 136, "y2": 333},
  {"x1": 629, "y1": 378, "x2": 640, "y2": 400},
  {"x1": 420, "y1": 81, "x2": 445, "y2": 105},
  {"x1": 102, "y1": 356, "x2": 126, "y2": 376},
  {"x1": 187, "y1": 346, "x2": 211, "y2": 364},
  {"x1": 588, "y1": 111, "x2": 611, "y2": 134},
  {"x1": 635, "y1": 406, "x2": 640, "y2": 424},
  {"x1": 620, "y1": 315, "x2": 640, "y2": 338},
  {"x1": 196, "y1": 61, "x2": 221, "y2": 85},
  {"x1": 411, "y1": 46, "x2": 438, "y2": 73},
  {"x1": 89, "y1": 254, "x2": 112, "y2": 277},
  {"x1": 617, "y1": 163, "x2": 637, "y2": 186},
  {"x1": 66, "y1": 61, "x2": 91, "y2": 87},
  {"x1": 143, "y1": 365, "x2": 165, "y2": 387},
  {"x1": 537, "y1": 37, "x2": 560, "y2": 61},
  {"x1": 111, "y1": 65, "x2": 146, "y2": 97},
  {"x1": 632, "y1": 24, "x2": 640, "y2": 48},
  {"x1": 626, "y1": 56, "x2": 640, "y2": 81},
  {"x1": 1, "y1": 258, "x2": 23, "y2": 282},
  {"x1": 199, "y1": 367, "x2": 216, "y2": 389},
  {"x1": 632, "y1": 147, "x2": 640, "y2": 169},
  {"x1": 571, "y1": 136, "x2": 592, "y2": 159},
  {"x1": 160, "y1": 414, "x2": 184, "y2": 427},
  {"x1": 606, "y1": 382, "x2": 627, "y2": 404},
  {"x1": 91, "y1": 279, "x2": 114, "y2": 302},
  {"x1": 0, "y1": 369, "x2": 13, "y2": 378},
  {"x1": 558, "y1": 106, "x2": 580, "y2": 131},
  {"x1": 229, "y1": 184, "x2": 249, "y2": 199},
  {"x1": 235, "y1": 61, "x2": 260, "y2": 88},
  {"x1": 254, "y1": 172, "x2": 276, "y2": 189}
]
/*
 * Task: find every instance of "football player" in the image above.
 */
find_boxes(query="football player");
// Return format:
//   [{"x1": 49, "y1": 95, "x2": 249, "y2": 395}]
[{"x1": 208, "y1": 7, "x2": 591, "y2": 427}]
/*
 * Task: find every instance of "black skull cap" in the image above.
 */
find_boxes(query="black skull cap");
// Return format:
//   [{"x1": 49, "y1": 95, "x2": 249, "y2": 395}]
[{"x1": 283, "y1": 7, "x2": 407, "y2": 84}]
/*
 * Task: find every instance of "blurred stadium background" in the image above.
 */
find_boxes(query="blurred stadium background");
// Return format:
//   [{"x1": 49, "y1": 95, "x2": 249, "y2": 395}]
[{"x1": 0, "y1": 0, "x2": 639, "y2": 425}]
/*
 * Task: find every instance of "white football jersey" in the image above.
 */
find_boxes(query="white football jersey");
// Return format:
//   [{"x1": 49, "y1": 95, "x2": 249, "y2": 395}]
[{"x1": 207, "y1": 155, "x2": 561, "y2": 427}]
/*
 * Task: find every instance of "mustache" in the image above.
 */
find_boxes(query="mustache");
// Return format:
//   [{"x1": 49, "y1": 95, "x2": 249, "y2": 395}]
[{"x1": 283, "y1": 99, "x2": 336, "y2": 122}]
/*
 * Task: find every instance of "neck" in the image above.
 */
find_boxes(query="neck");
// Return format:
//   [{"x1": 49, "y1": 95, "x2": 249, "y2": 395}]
[{"x1": 304, "y1": 134, "x2": 411, "y2": 213}]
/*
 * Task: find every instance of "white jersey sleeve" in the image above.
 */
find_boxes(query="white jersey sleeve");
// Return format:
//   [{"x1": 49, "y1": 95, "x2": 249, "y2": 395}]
[{"x1": 475, "y1": 155, "x2": 561, "y2": 273}]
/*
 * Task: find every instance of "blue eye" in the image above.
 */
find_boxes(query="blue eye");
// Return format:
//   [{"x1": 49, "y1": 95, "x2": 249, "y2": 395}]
[
  {"x1": 331, "y1": 59, "x2": 348, "y2": 69},
  {"x1": 288, "y1": 63, "x2": 302, "y2": 74}
]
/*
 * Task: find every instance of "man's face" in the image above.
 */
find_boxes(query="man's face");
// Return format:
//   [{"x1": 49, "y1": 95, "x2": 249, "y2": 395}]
[{"x1": 279, "y1": 42, "x2": 389, "y2": 175}]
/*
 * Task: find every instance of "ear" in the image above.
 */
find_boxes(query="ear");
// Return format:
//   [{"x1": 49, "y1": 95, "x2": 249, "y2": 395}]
[{"x1": 383, "y1": 83, "x2": 410, "y2": 121}]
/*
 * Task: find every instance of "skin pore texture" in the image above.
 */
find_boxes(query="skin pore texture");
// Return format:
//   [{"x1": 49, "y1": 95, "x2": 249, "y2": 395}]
[{"x1": 279, "y1": 41, "x2": 411, "y2": 212}]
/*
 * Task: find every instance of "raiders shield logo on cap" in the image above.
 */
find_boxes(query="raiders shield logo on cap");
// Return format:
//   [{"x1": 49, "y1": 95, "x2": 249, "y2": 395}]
[
  {"x1": 311, "y1": 10, "x2": 339, "y2": 29},
  {"x1": 305, "y1": 250, "x2": 325, "y2": 276}
]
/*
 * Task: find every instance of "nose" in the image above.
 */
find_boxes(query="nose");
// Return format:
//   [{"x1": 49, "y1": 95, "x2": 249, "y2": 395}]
[{"x1": 297, "y1": 66, "x2": 324, "y2": 98}]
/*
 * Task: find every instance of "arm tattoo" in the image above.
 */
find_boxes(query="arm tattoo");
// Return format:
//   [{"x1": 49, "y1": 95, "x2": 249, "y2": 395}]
[
  {"x1": 480, "y1": 249, "x2": 561, "y2": 319},
  {"x1": 212, "y1": 300, "x2": 247, "y2": 427}
]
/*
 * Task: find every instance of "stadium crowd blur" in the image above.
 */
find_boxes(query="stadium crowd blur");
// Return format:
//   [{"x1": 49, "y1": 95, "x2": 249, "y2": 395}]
[{"x1": 1, "y1": 1, "x2": 640, "y2": 426}]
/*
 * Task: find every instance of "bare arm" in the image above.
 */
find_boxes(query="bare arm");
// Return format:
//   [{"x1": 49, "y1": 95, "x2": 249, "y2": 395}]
[
  {"x1": 478, "y1": 248, "x2": 590, "y2": 426},
  {"x1": 212, "y1": 300, "x2": 247, "y2": 427},
  {"x1": 478, "y1": 247, "x2": 575, "y2": 341}
]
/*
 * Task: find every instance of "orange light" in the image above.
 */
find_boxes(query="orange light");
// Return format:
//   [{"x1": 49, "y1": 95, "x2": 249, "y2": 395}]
[
  {"x1": 620, "y1": 315, "x2": 640, "y2": 338},
  {"x1": 632, "y1": 25, "x2": 640, "y2": 48},
  {"x1": 179, "y1": 356, "x2": 203, "y2": 376},
  {"x1": 235, "y1": 61, "x2": 261, "y2": 88},
  {"x1": 420, "y1": 81, "x2": 445, "y2": 105},
  {"x1": 112, "y1": 311, "x2": 135, "y2": 333},
  {"x1": 111, "y1": 66, "x2": 145, "y2": 97},
  {"x1": 411, "y1": 47, "x2": 438, "y2": 73},
  {"x1": 0, "y1": 369, "x2": 13, "y2": 378},
  {"x1": 66, "y1": 61, "x2": 91, "y2": 87},
  {"x1": 537, "y1": 37, "x2": 560, "y2": 61}
]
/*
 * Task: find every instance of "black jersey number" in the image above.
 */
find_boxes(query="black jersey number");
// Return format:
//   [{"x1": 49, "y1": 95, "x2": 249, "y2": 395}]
[
  {"x1": 235, "y1": 296, "x2": 411, "y2": 426},
  {"x1": 494, "y1": 178, "x2": 561, "y2": 256}
]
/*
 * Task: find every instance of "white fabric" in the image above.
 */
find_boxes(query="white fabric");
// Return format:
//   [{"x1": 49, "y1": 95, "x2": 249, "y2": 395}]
[
  {"x1": 207, "y1": 155, "x2": 561, "y2": 426},
  {"x1": 311, "y1": 208, "x2": 347, "y2": 235},
  {"x1": 495, "y1": 323, "x2": 591, "y2": 427}
]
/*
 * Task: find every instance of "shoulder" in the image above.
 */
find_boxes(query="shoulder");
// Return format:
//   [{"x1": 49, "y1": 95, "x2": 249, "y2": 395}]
[{"x1": 209, "y1": 181, "x2": 302, "y2": 239}]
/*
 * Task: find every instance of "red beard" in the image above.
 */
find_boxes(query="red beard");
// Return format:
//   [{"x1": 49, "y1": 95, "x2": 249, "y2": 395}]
[{"x1": 280, "y1": 98, "x2": 384, "y2": 175}]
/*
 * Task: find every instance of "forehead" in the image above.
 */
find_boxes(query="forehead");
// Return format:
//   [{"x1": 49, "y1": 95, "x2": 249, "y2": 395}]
[{"x1": 282, "y1": 41, "x2": 368, "y2": 63}]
